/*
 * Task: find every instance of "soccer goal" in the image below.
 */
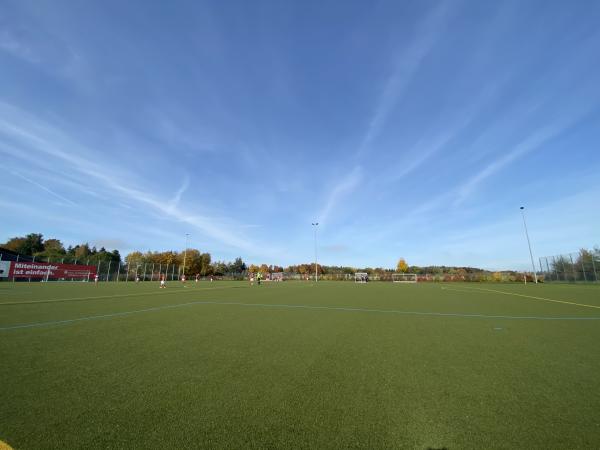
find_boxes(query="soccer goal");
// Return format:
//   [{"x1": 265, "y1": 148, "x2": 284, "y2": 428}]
[
  {"x1": 392, "y1": 273, "x2": 417, "y2": 283},
  {"x1": 354, "y1": 272, "x2": 368, "y2": 283}
]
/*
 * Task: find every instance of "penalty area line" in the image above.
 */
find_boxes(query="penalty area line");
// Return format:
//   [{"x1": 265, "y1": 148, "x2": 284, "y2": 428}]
[
  {"x1": 451, "y1": 286, "x2": 600, "y2": 311},
  {"x1": 2, "y1": 300, "x2": 600, "y2": 331}
]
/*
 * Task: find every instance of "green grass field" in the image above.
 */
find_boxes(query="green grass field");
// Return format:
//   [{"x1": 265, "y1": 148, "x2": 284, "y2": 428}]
[{"x1": 1, "y1": 281, "x2": 600, "y2": 449}]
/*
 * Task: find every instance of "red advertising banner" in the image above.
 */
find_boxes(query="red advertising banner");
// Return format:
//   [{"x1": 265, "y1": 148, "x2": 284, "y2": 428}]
[{"x1": 9, "y1": 262, "x2": 97, "y2": 279}]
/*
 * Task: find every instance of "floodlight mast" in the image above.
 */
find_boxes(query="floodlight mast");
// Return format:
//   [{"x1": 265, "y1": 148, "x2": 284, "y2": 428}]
[
  {"x1": 183, "y1": 233, "x2": 189, "y2": 278},
  {"x1": 520, "y1": 207, "x2": 538, "y2": 284},
  {"x1": 312, "y1": 223, "x2": 319, "y2": 282}
]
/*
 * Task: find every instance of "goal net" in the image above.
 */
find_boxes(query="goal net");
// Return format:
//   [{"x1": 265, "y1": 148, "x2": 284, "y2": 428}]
[
  {"x1": 392, "y1": 273, "x2": 417, "y2": 283},
  {"x1": 354, "y1": 272, "x2": 368, "y2": 283}
]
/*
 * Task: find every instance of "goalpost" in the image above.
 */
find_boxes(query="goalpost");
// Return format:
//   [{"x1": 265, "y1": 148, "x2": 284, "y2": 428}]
[
  {"x1": 392, "y1": 273, "x2": 417, "y2": 283},
  {"x1": 354, "y1": 272, "x2": 368, "y2": 283}
]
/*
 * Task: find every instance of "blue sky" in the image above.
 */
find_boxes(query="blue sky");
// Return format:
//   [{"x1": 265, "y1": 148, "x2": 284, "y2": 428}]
[{"x1": 1, "y1": 0, "x2": 599, "y2": 270}]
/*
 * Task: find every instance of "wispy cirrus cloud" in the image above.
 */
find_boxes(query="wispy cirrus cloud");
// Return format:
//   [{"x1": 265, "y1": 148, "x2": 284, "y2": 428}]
[
  {"x1": 318, "y1": 3, "x2": 448, "y2": 223},
  {"x1": 317, "y1": 166, "x2": 362, "y2": 226},
  {"x1": 356, "y1": 3, "x2": 452, "y2": 158},
  {"x1": 0, "y1": 29, "x2": 39, "y2": 63},
  {"x1": 167, "y1": 175, "x2": 190, "y2": 213},
  {"x1": 10, "y1": 170, "x2": 77, "y2": 206},
  {"x1": 455, "y1": 129, "x2": 556, "y2": 205},
  {"x1": 317, "y1": 4, "x2": 453, "y2": 227},
  {"x1": 455, "y1": 103, "x2": 596, "y2": 205},
  {"x1": 0, "y1": 102, "x2": 267, "y2": 254}
]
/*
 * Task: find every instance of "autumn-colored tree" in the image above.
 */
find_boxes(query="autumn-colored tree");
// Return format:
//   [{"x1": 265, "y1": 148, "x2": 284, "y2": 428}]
[
  {"x1": 125, "y1": 251, "x2": 144, "y2": 265},
  {"x1": 396, "y1": 258, "x2": 408, "y2": 273},
  {"x1": 248, "y1": 264, "x2": 259, "y2": 274},
  {"x1": 182, "y1": 249, "x2": 202, "y2": 276},
  {"x1": 3, "y1": 233, "x2": 44, "y2": 255},
  {"x1": 200, "y1": 253, "x2": 212, "y2": 275}
]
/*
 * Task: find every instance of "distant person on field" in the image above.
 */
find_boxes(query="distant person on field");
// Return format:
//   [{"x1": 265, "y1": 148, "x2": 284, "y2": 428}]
[
  {"x1": 181, "y1": 274, "x2": 187, "y2": 287},
  {"x1": 135, "y1": 275, "x2": 140, "y2": 283},
  {"x1": 195, "y1": 273, "x2": 199, "y2": 283},
  {"x1": 94, "y1": 273, "x2": 99, "y2": 285},
  {"x1": 160, "y1": 274, "x2": 166, "y2": 289}
]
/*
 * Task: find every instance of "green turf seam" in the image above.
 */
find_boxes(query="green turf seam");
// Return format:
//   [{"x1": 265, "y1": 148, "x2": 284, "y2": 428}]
[
  {"x1": 2, "y1": 300, "x2": 600, "y2": 331},
  {"x1": 0, "y1": 284, "x2": 248, "y2": 306}
]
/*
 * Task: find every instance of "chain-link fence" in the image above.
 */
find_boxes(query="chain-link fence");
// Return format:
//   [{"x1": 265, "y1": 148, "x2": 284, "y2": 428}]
[
  {"x1": 539, "y1": 250, "x2": 600, "y2": 282},
  {"x1": 100, "y1": 261, "x2": 184, "y2": 282}
]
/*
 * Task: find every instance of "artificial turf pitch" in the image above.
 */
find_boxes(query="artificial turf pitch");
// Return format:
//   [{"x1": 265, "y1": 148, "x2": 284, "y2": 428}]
[{"x1": 1, "y1": 281, "x2": 599, "y2": 449}]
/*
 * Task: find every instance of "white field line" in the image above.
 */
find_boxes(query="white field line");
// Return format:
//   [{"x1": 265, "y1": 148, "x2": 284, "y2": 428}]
[
  {"x1": 2, "y1": 300, "x2": 600, "y2": 331},
  {"x1": 0, "y1": 284, "x2": 247, "y2": 306},
  {"x1": 443, "y1": 285, "x2": 600, "y2": 310}
]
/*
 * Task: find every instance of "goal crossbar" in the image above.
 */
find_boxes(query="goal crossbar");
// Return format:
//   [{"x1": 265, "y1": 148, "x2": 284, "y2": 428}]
[
  {"x1": 392, "y1": 273, "x2": 417, "y2": 283},
  {"x1": 354, "y1": 272, "x2": 368, "y2": 283}
]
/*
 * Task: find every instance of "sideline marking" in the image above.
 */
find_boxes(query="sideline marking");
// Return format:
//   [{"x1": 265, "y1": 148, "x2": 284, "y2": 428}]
[
  {"x1": 2, "y1": 300, "x2": 600, "y2": 331},
  {"x1": 0, "y1": 285, "x2": 246, "y2": 306},
  {"x1": 448, "y1": 286, "x2": 600, "y2": 310}
]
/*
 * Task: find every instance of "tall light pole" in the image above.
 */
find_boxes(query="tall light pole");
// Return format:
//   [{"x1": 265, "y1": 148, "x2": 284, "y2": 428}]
[
  {"x1": 520, "y1": 207, "x2": 538, "y2": 284},
  {"x1": 183, "y1": 233, "x2": 189, "y2": 278},
  {"x1": 312, "y1": 223, "x2": 319, "y2": 282}
]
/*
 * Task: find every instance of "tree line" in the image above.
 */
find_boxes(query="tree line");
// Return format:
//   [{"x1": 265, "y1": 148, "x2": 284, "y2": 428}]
[
  {"x1": 1, "y1": 233, "x2": 121, "y2": 264},
  {"x1": 1, "y1": 233, "x2": 255, "y2": 276},
  {"x1": 4, "y1": 233, "x2": 597, "y2": 278}
]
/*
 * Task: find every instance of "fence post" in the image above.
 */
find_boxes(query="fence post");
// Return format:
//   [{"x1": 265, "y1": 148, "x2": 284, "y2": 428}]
[
  {"x1": 580, "y1": 250, "x2": 587, "y2": 282},
  {"x1": 14, "y1": 254, "x2": 19, "y2": 282},
  {"x1": 46, "y1": 257, "x2": 51, "y2": 282},
  {"x1": 29, "y1": 255, "x2": 35, "y2": 283},
  {"x1": 558, "y1": 257, "x2": 566, "y2": 282},
  {"x1": 545, "y1": 258, "x2": 551, "y2": 281},
  {"x1": 569, "y1": 254, "x2": 577, "y2": 282}
]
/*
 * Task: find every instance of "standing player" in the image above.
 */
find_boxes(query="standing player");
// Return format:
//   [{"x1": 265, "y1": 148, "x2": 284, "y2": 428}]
[
  {"x1": 181, "y1": 273, "x2": 187, "y2": 287},
  {"x1": 94, "y1": 273, "x2": 99, "y2": 285},
  {"x1": 160, "y1": 274, "x2": 166, "y2": 289},
  {"x1": 195, "y1": 273, "x2": 200, "y2": 284}
]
